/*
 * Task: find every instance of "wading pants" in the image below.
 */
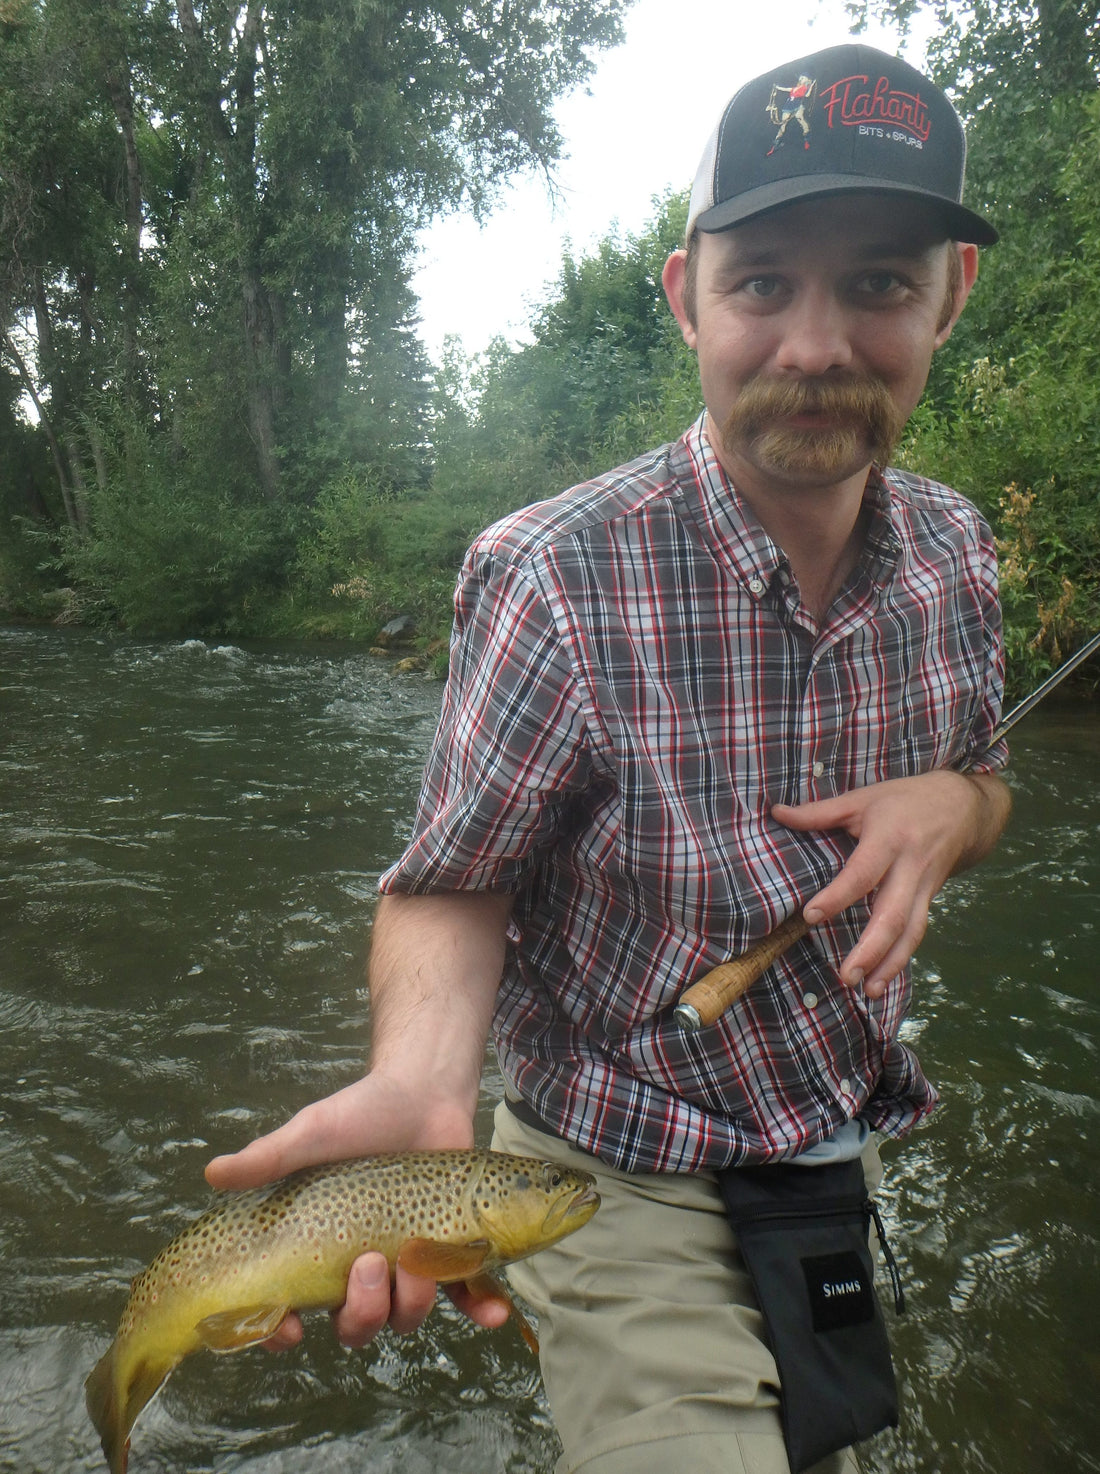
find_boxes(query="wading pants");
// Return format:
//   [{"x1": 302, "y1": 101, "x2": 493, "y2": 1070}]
[{"x1": 492, "y1": 1101, "x2": 878, "y2": 1474}]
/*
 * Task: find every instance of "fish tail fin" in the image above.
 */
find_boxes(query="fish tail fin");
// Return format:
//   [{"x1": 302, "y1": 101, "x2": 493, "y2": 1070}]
[
  {"x1": 506, "y1": 1297, "x2": 540, "y2": 1355},
  {"x1": 85, "y1": 1338, "x2": 177, "y2": 1474}
]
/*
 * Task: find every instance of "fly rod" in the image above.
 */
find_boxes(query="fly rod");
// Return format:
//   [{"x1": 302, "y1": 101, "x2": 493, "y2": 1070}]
[{"x1": 674, "y1": 630, "x2": 1100, "y2": 1030}]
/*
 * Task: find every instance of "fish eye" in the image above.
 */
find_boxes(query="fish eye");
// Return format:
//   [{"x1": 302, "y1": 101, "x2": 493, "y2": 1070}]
[{"x1": 548, "y1": 1170, "x2": 563, "y2": 1188}]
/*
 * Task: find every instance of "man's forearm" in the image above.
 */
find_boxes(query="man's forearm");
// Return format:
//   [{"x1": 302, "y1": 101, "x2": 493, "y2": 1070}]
[
  {"x1": 952, "y1": 770, "x2": 1012, "y2": 874},
  {"x1": 368, "y1": 890, "x2": 515, "y2": 1127}
]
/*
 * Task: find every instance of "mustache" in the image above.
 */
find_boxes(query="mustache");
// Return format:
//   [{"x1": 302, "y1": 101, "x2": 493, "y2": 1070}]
[
  {"x1": 725, "y1": 374, "x2": 896, "y2": 430},
  {"x1": 724, "y1": 372, "x2": 902, "y2": 437}
]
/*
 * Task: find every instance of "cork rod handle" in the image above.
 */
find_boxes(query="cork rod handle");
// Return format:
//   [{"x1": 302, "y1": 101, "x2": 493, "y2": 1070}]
[{"x1": 674, "y1": 913, "x2": 810, "y2": 1030}]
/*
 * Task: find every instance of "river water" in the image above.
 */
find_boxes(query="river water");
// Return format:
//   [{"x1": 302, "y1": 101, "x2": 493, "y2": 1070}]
[{"x1": 1, "y1": 625, "x2": 1096, "y2": 1474}]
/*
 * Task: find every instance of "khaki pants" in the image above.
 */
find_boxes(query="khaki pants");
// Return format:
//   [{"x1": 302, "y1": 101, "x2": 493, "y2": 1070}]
[{"x1": 492, "y1": 1101, "x2": 878, "y2": 1474}]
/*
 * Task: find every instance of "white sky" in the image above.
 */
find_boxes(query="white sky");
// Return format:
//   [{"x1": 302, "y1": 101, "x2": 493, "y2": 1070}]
[{"x1": 412, "y1": 0, "x2": 925, "y2": 362}]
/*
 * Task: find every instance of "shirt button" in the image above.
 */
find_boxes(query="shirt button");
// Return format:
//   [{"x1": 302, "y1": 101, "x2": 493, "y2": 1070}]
[
  {"x1": 839, "y1": 1077, "x2": 852, "y2": 1095},
  {"x1": 811, "y1": 760, "x2": 825, "y2": 778},
  {"x1": 748, "y1": 576, "x2": 765, "y2": 594},
  {"x1": 802, "y1": 991, "x2": 819, "y2": 1009}
]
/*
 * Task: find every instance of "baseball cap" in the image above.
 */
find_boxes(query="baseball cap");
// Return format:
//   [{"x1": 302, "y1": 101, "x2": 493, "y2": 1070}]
[{"x1": 687, "y1": 43, "x2": 997, "y2": 244}]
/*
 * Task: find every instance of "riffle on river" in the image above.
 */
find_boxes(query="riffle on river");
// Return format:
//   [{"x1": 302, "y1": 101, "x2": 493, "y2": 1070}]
[{"x1": 1, "y1": 626, "x2": 1097, "y2": 1473}]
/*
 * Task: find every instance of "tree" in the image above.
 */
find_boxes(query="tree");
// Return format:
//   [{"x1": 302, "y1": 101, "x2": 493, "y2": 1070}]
[
  {"x1": 0, "y1": 0, "x2": 627, "y2": 630},
  {"x1": 458, "y1": 190, "x2": 693, "y2": 477}
]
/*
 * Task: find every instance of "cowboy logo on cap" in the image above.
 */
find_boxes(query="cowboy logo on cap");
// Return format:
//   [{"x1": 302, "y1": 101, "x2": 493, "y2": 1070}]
[{"x1": 766, "y1": 74, "x2": 818, "y2": 155}]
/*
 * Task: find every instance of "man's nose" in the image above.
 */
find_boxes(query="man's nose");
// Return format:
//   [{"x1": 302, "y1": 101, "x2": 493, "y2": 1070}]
[{"x1": 772, "y1": 291, "x2": 854, "y2": 376}]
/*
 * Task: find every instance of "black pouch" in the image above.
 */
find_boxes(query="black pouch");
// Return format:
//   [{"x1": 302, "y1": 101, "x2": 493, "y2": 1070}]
[{"x1": 716, "y1": 1156, "x2": 905, "y2": 1473}]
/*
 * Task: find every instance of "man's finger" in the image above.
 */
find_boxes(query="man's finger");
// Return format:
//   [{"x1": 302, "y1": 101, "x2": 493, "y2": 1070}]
[
  {"x1": 262, "y1": 1313, "x2": 305, "y2": 1353},
  {"x1": 834, "y1": 884, "x2": 931, "y2": 991},
  {"x1": 803, "y1": 840, "x2": 892, "y2": 923},
  {"x1": 771, "y1": 797, "x2": 857, "y2": 832},
  {"x1": 331, "y1": 1253, "x2": 396, "y2": 1348},
  {"x1": 205, "y1": 1110, "x2": 330, "y2": 1189},
  {"x1": 205, "y1": 1082, "x2": 376, "y2": 1190},
  {"x1": 448, "y1": 1278, "x2": 514, "y2": 1330},
  {"x1": 385, "y1": 1262, "x2": 443, "y2": 1337},
  {"x1": 205, "y1": 1131, "x2": 294, "y2": 1191}
]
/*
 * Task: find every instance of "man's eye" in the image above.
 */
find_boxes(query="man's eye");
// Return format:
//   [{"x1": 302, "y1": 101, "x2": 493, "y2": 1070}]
[
  {"x1": 858, "y1": 271, "x2": 904, "y2": 295},
  {"x1": 742, "y1": 277, "x2": 780, "y2": 299}
]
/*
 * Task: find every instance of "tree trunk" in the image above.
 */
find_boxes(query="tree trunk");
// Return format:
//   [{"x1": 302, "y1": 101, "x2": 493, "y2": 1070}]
[
  {"x1": 177, "y1": 0, "x2": 284, "y2": 500},
  {"x1": 241, "y1": 264, "x2": 282, "y2": 501},
  {"x1": 104, "y1": 64, "x2": 144, "y2": 388},
  {"x1": 0, "y1": 328, "x2": 83, "y2": 532}
]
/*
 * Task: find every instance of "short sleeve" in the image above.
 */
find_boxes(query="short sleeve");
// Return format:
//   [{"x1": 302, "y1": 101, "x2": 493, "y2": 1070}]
[
  {"x1": 955, "y1": 517, "x2": 1009, "y2": 775},
  {"x1": 379, "y1": 550, "x2": 592, "y2": 893}
]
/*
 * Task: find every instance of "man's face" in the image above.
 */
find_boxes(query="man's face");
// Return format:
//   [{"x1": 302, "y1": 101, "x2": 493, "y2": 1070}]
[{"x1": 664, "y1": 195, "x2": 976, "y2": 499}]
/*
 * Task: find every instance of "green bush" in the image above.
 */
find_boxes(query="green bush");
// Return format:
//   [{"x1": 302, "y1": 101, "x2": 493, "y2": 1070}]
[
  {"x1": 897, "y1": 353, "x2": 1099, "y2": 700},
  {"x1": 57, "y1": 411, "x2": 294, "y2": 636}
]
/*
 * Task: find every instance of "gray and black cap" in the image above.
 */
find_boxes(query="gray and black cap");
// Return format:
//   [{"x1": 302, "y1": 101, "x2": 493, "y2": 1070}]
[{"x1": 687, "y1": 43, "x2": 997, "y2": 244}]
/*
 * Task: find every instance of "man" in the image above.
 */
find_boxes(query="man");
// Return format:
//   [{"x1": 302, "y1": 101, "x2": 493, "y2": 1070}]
[{"x1": 209, "y1": 43, "x2": 1011, "y2": 1474}]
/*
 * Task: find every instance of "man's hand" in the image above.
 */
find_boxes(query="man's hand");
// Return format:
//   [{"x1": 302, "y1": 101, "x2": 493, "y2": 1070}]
[
  {"x1": 204, "y1": 1072, "x2": 476, "y2": 1190},
  {"x1": 204, "y1": 1072, "x2": 512, "y2": 1351},
  {"x1": 772, "y1": 769, "x2": 1010, "y2": 997}
]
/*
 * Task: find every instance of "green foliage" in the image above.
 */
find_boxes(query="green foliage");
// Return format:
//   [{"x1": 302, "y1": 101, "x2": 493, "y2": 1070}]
[
  {"x1": 899, "y1": 351, "x2": 1099, "y2": 687},
  {"x1": 0, "y1": 0, "x2": 627, "y2": 628},
  {"x1": 286, "y1": 455, "x2": 545, "y2": 646},
  {"x1": 850, "y1": 0, "x2": 1100, "y2": 695},
  {"x1": 465, "y1": 192, "x2": 691, "y2": 476},
  {"x1": 57, "y1": 408, "x2": 295, "y2": 635},
  {"x1": 353, "y1": 192, "x2": 689, "y2": 643},
  {"x1": 596, "y1": 326, "x2": 702, "y2": 469},
  {"x1": 288, "y1": 470, "x2": 406, "y2": 638}
]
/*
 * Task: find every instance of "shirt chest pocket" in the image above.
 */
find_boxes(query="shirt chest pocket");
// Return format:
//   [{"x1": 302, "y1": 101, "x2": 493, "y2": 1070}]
[
  {"x1": 883, "y1": 720, "x2": 973, "y2": 778},
  {"x1": 838, "y1": 676, "x2": 980, "y2": 783},
  {"x1": 828, "y1": 609, "x2": 989, "y2": 783}
]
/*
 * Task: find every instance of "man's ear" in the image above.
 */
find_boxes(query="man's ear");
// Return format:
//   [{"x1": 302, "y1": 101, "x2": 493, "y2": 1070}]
[
  {"x1": 662, "y1": 250, "x2": 698, "y2": 350},
  {"x1": 935, "y1": 243, "x2": 979, "y2": 348}
]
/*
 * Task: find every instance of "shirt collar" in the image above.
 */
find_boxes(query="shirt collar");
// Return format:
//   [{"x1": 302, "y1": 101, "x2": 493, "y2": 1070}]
[{"x1": 860, "y1": 466, "x2": 904, "y2": 588}]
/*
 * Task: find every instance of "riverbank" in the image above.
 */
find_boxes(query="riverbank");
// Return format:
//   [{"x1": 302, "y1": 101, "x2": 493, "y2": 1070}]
[{"x1": 5, "y1": 571, "x2": 1098, "y2": 703}]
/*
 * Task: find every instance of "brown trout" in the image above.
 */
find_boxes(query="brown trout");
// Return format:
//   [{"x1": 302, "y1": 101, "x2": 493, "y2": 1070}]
[{"x1": 85, "y1": 1148, "x2": 599, "y2": 1473}]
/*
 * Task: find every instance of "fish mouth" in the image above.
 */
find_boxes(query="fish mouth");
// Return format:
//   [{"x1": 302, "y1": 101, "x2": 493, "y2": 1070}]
[{"x1": 543, "y1": 1180, "x2": 600, "y2": 1237}]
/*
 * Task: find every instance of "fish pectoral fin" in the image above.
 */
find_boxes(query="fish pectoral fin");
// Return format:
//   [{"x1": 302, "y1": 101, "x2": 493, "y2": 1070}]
[
  {"x1": 397, "y1": 1237, "x2": 491, "y2": 1280},
  {"x1": 465, "y1": 1271, "x2": 540, "y2": 1356},
  {"x1": 195, "y1": 1304, "x2": 291, "y2": 1352}
]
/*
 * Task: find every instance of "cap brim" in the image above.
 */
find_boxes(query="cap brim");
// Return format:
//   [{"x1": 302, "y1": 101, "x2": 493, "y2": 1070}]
[{"x1": 693, "y1": 175, "x2": 998, "y2": 245}]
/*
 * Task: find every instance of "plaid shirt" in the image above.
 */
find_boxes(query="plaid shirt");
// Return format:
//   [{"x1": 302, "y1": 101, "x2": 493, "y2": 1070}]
[{"x1": 380, "y1": 417, "x2": 1007, "y2": 1173}]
